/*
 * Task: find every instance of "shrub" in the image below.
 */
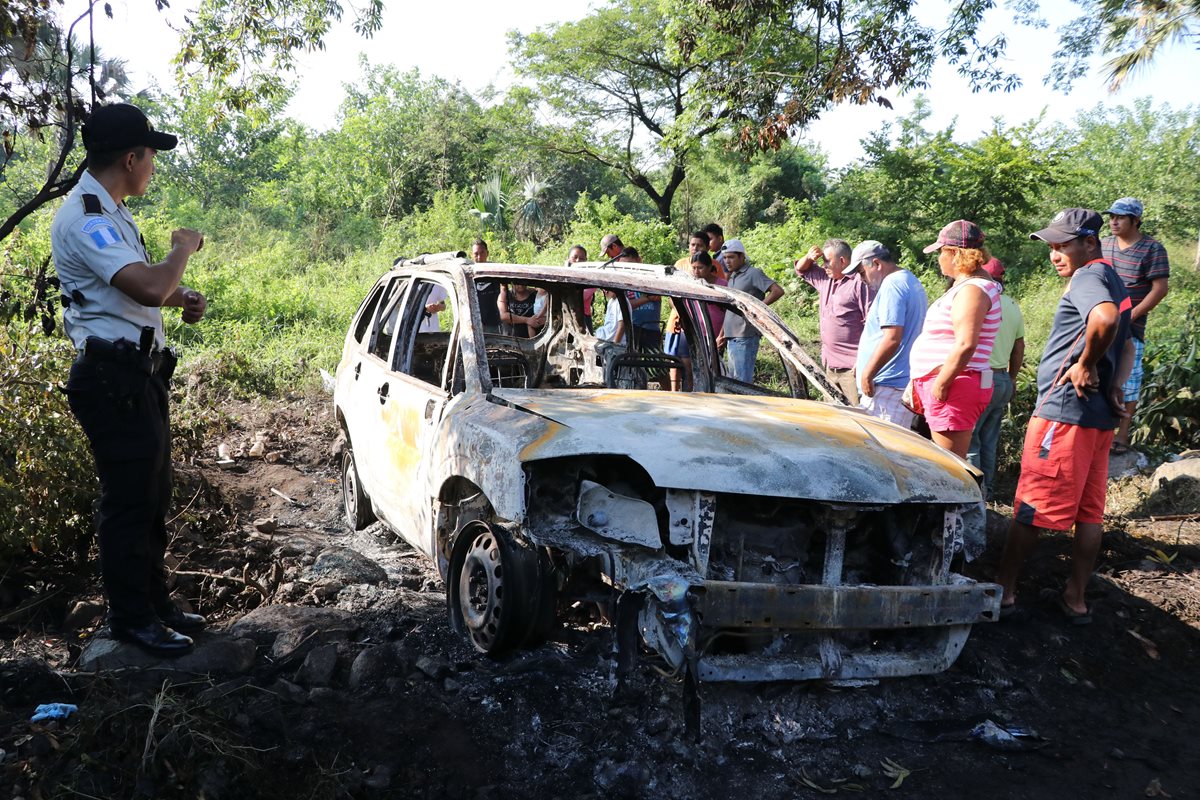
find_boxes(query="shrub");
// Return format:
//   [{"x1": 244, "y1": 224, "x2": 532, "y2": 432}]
[
  {"x1": 0, "y1": 323, "x2": 96, "y2": 571},
  {"x1": 1135, "y1": 302, "x2": 1200, "y2": 451},
  {"x1": 561, "y1": 193, "x2": 678, "y2": 266}
]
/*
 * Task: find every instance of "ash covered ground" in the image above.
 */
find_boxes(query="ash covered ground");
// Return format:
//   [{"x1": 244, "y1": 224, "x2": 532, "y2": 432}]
[{"x1": 3, "y1": 397, "x2": 1199, "y2": 799}]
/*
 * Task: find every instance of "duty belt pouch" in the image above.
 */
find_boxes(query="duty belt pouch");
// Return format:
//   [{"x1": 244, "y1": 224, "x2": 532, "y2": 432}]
[{"x1": 159, "y1": 348, "x2": 178, "y2": 383}]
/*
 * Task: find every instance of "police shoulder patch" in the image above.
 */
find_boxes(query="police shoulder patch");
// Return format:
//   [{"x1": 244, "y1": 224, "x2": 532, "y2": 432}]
[{"x1": 81, "y1": 218, "x2": 122, "y2": 249}]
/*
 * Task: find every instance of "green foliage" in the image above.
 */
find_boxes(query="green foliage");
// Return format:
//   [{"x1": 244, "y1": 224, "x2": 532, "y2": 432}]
[
  {"x1": 1053, "y1": 100, "x2": 1200, "y2": 243},
  {"x1": 1048, "y1": 0, "x2": 1200, "y2": 91},
  {"x1": 679, "y1": 141, "x2": 827, "y2": 234},
  {"x1": 173, "y1": 0, "x2": 382, "y2": 119},
  {"x1": 661, "y1": 0, "x2": 1020, "y2": 150},
  {"x1": 561, "y1": 194, "x2": 679, "y2": 265},
  {"x1": 817, "y1": 101, "x2": 1067, "y2": 271},
  {"x1": 0, "y1": 319, "x2": 95, "y2": 571},
  {"x1": 272, "y1": 62, "x2": 491, "y2": 225},
  {"x1": 380, "y1": 189, "x2": 480, "y2": 259},
  {"x1": 1135, "y1": 301, "x2": 1200, "y2": 449}
]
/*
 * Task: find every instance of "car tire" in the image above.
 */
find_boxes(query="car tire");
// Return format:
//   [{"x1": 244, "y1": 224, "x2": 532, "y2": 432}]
[
  {"x1": 341, "y1": 444, "x2": 375, "y2": 531},
  {"x1": 449, "y1": 522, "x2": 555, "y2": 656}
]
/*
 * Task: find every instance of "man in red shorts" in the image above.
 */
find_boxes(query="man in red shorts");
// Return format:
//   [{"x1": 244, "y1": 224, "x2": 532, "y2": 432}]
[{"x1": 996, "y1": 208, "x2": 1134, "y2": 625}]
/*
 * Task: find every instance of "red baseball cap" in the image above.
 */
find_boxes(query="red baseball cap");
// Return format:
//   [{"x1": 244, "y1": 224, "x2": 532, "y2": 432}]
[{"x1": 923, "y1": 220, "x2": 985, "y2": 254}]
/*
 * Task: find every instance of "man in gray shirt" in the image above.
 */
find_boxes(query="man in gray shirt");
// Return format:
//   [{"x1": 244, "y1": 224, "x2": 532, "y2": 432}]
[{"x1": 721, "y1": 239, "x2": 784, "y2": 383}]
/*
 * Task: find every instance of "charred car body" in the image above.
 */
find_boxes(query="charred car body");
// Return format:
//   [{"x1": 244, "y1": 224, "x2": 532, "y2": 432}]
[{"x1": 333, "y1": 253, "x2": 1000, "y2": 682}]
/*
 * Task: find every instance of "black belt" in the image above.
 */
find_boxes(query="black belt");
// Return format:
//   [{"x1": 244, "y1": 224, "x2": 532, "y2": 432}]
[
  {"x1": 826, "y1": 366, "x2": 853, "y2": 373},
  {"x1": 76, "y1": 336, "x2": 176, "y2": 377}
]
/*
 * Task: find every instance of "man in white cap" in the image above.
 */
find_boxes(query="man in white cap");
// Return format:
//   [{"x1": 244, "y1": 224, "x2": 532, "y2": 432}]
[
  {"x1": 1101, "y1": 197, "x2": 1170, "y2": 454},
  {"x1": 851, "y1": 241, "x2": 926, "y2": 427}
]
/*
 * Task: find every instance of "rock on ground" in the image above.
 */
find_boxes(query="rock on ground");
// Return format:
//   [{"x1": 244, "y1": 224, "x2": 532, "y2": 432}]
[
  {"x1": 77, "y1": 635, "x2": 257, "y2": 674},
  {"x1": 230, "y1": 605, "x2": 358, "y2": 660},
  {"x1": 1149, "y1": 451, "x2": 1200, "y2": 508},
  {"x1": 302, "y1": 547, "x2": 388, "y2": 586},
  {"x1": 296, "y1": 643, "x2": 339, "y2": 687}
]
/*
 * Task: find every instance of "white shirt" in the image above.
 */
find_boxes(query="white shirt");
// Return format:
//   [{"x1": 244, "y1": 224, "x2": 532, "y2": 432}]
[
  {"x1": 50, "y1": 171, "x2": 163, "y2": 349},
  {"x1": 418, "y1": 285, "x2": 449, "y2": 333}
]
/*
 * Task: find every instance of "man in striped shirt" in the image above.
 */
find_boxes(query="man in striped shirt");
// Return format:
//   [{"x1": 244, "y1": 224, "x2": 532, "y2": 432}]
[{"x1": 1101, "y1": 197, "x2": 1170, "y2": 454}]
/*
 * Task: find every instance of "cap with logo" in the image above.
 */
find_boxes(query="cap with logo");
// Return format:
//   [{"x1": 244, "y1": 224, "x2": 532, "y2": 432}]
[
  {"x1": 922, "y1": 220, "x2": 985, "y2": 254},
  {"x1": 81, "y1": 103, "x2": 178, "y2": 153},
  {"x1": 1104, "y1": 197, "x2": 1143, "y2": 218},
  {"x1": 1029, "y1": 208, "x2": 1103, "y2": 244},
  {"x1": 849, "y1": 240, "x2": 890, "y2": 272},
  {"x1": 723, "y1": 238, "x2": 746, "y2": 254}
]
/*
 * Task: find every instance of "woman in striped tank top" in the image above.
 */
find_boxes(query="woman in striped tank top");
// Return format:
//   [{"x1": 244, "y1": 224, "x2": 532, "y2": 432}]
[{"x1": 907, "y1": 220, "x2": 1003, "y2": 458}]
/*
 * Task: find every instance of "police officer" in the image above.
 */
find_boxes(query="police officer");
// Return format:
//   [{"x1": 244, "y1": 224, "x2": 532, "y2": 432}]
[{"x1": 52, "y1": 103, "x2": 206, "y2": 656}]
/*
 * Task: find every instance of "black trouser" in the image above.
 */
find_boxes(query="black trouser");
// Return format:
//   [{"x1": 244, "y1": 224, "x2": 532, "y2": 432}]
[{"x1": 66, "y1": 355, "x2": 173, "y2": 627}]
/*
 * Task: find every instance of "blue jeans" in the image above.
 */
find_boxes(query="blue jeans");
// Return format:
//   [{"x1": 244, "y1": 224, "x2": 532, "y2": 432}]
[
  {"x1": 968, "y1": 370, "x2": 1014, "y2": 495},
  {"x1": 724, "y1": 337, "x2": 760, "y2": 384}
]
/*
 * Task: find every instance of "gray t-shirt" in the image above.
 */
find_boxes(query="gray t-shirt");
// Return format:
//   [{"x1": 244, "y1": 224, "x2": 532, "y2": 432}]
[
  {"x1": 1034, "y1": 260, "x2": 1131, "y2": 430},
  {"x1": 722, "y1": 264, "x2": 776, "y2": 339}
]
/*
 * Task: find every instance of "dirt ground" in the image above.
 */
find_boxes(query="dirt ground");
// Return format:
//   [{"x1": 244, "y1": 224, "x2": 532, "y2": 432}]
[{"x1": 3, "y1": 395, "x2": 1199, "y2": 799}]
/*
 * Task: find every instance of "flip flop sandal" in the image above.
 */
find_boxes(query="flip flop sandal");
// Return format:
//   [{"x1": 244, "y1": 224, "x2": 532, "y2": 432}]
[
  {"x1": 1055, "y1": 594, "x2": 1092, "y2": 626},
  {"x1": 1110, "y1": 442, "x2": 1131, "y2": 455}
]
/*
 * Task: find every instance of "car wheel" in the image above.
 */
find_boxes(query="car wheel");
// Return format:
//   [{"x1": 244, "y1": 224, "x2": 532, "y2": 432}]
[
  {"x1": 341, "y1": 445, "x2": 375, "y2": 530},
  {"x1": 450, "y1": 522, "x2": 555, "y2": 656}
]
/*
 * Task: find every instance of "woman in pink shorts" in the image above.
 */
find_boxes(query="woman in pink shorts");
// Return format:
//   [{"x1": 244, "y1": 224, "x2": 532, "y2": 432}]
[{"x1": 907, "y1": 221, "x2": 1003, "y2": 458}]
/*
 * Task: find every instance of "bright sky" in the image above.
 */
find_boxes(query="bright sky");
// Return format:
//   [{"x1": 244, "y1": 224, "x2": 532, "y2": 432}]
[{"x1": 72, "y1": 0, "x2": 1199, "y2": 168}]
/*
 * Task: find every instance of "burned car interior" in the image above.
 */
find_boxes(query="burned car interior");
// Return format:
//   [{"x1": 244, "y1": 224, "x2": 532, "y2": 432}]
[
  {"x1": 386, "y1": 270, "x2": 809, "y2": 398},
  {"x1": 334, "y1": 254, "x2": 1000, "y2": 690}
]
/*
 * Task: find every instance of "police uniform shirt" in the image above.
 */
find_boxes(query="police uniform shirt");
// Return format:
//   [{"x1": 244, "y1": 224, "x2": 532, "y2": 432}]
[{"x1": 51, "y1": 170, "x2": 163, "y2": 350}]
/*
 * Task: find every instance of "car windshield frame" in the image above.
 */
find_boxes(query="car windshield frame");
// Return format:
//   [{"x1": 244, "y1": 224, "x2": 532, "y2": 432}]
[{"x1": 384, "y1": 260, "x2": 842, "y2": 402}]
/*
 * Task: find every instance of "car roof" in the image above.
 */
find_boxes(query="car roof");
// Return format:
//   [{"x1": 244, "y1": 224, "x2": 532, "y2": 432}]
[{"x1": 386, "y1": 258, "x2": 734, "y2": 303}]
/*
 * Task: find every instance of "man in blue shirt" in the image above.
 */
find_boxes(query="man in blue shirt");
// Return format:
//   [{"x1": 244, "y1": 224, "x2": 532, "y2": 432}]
[{"x1": 852, "y1": 241, "x2": 926, "y2": 428}]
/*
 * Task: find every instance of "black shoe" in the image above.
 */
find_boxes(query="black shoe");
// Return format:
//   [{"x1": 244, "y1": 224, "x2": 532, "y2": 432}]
[
  {"x1": 111, "y1": 621, "x2": 194, "y2": 657},
  {"x1": 159, "y1": 607, "x2": 208, "y2": 634}
]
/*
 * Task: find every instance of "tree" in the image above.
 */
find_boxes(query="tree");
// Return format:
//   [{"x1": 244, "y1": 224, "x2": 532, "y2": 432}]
[
  {"x1": 278, "y1": 62, "x2": 491, "y2": 222},
  {"x1": 678, "y1": 140, "x2": 826, "y2": 234},
  {"x1": 1048, "y1": 0, "x2": 1200, "y2": 91},
  {"x1": 815, "y1": 101, "x2": 1067, "y2": 268},
  {"x1": 1, "y1": 0, "x2": 381, "y2": 244},
  {"x1": 1053, "y1": 100, "x2": 1200, "y2": 244},
  {"x1": 172, "y1": 0, "x2": 383, "y2": 120},
  {"x1": 0, "y1": 3, "x2": 128, "y2": 241},
  {"x1": 510, "y1": 0, "x2": 1019, "y2": 224}
]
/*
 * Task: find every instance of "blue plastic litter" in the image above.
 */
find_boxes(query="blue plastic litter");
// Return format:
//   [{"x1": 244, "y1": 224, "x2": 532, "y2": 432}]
[{"x1": 31, "y1": 703, "x2": 78, "y2": 722}]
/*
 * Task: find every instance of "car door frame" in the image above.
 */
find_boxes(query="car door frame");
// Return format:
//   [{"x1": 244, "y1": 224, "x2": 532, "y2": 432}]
[{"x1": 367, "y1": 274, "x2": 460, "y2": 553}]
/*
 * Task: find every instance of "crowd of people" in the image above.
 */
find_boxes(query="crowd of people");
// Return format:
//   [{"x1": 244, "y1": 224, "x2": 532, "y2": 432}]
[{"x1": 531, "y1": 205, "x2": 1169, "y2": 626}]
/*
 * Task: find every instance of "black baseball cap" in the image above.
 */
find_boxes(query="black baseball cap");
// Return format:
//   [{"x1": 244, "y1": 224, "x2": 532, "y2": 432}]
[
  {"x1": 81, "y1": 103, "x2": 178, "y2": 153},
  {"x1": 1029, "y1": 208, "x2": 1103, "y2": 244}
]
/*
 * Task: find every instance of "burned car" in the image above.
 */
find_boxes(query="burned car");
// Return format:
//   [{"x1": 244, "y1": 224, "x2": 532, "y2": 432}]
[{"x1": 333, "y1": 252, "x2": 1000, "y2": 683}]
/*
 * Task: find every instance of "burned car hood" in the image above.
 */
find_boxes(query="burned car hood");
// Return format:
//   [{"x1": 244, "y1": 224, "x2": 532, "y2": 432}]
[{"x1": 491, "y1": 389, "x2": 981, "y2": 504}]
